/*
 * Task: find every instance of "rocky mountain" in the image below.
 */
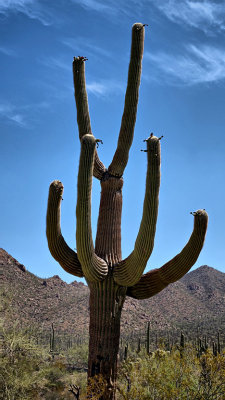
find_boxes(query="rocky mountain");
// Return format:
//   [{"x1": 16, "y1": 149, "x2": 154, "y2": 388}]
[{"x1": 1, "y1": 248, "x2": 225, "y2": 341}]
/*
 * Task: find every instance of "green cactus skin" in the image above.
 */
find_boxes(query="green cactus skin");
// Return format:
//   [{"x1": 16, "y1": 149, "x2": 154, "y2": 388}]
[
  {"x1": 46, "y1": 180, "x2": 83, "y2": 277},
  {"x1": 127, "y1": 209, "x2": 208, "y2": 299},
  {"x1": 73, "y1": 56, "x2": 106, "y2": 180},
  {"x1": 46, "y1": 23, "x2": 208, "y2": 400},
  {"x1": 114, "y1": 135, "x2": 160, "y2": 286},
  {"x1": 76, "y1": 135, "x2": 108, "y2": 281},
  {"x1": 108, "y1": 23, "x2": 145, "y2": 178}
]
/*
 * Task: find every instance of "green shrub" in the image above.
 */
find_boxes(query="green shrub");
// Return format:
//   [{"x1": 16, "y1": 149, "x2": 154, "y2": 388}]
[{"x1": 117, "y1": 345, "x2": 225, "y2": 400}]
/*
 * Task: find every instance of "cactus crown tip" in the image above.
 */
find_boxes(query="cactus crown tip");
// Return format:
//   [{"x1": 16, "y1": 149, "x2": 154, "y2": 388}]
[
  {"x1": 132, "y1": 22, "x2": 146, "y2": 31},
  {"x1": 190, "y1": 209, "x2": 207, "y2": 217},
  {"x1": 51, "y1": 180, "x2": 63, "y2": 188}
]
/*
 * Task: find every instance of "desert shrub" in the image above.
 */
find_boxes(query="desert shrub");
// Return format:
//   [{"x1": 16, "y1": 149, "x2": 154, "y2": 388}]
[
  {"x1": 0, "y1": 323, "x2": 48, "y2": 399},
  {"x1": 63, "y1": 342, "x2": 88, "y2": 369},
  {"x1": 0, "y1": 322, "x2": 81, "y2": 400},
  {"x1": 117, "y1": 345, "x2": 225, "y2": 400}
]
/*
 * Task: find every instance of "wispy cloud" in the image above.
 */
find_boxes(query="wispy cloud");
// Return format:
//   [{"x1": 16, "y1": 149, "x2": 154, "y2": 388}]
[
  {"x1": 0, "y1": 46, "x2": 16, "y2": 57},
  {"x1": 0, "y1": 0, "x2": 51, "y2": 26},
  {"x1": 146, "y1": 44, "x2": 225, "y2": 86},
  {"x1": 86, "y1": 80, "x2": 123, "y2": 96},
  {"x1": 0, "y1": 100, "x2": 50, "y2": 127},
  {"x1": 70, "y1": 0, "x2": 145, "y2": 17},
  {"x1": 70, "y1": 0, "x2": 114, "y2": 13},
  {"x1": 0, "y1": 103, "x2": 26, "y2": 127},
  {"x1": 40, "y1": 55, "x2": 123, "y2": 97},
  {"x1": 156, "y1": 0, "x2": 225, "y2": 34},
  {"x1": 62, "y1": 37, "x2": 112, "y2": 59},
  {"x1": 39, "y1": 56, "x2": 72, "y2": 72}
]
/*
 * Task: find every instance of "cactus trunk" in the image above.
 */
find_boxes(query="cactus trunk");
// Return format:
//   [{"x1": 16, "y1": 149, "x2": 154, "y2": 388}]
[
  {"x1": 87, "y1": 175, "x2": 125, "y2": 399},
  {"x1": 95, "y1": 176, "x2": 123, "y2": 265},
  {"x1": 88, "y1": 278, "x2": 126, "y2": 399}
]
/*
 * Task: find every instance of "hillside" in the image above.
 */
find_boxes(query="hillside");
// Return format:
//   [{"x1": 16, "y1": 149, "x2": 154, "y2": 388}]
[{"x1": 1, "y1": 248, "x2": 225, "y2": 340}]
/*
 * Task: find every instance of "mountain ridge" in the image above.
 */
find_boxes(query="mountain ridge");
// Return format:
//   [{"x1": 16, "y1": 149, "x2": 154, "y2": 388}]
[{"x1": 1, "y1": 248, "x2": 225, "y2": 339}]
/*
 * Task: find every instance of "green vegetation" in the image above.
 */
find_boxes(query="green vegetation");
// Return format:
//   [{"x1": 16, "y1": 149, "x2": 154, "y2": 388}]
[
  {"x1": 1, "y1": 291, "x2": 225, "y2": 399},
  {"x1": 1, "y1": 316, "x2": 225, "y2": 399},
  {"x1": 0, "y1": 322, "x2": 74, "y2": 399},
  {"x1": 0, "y1": 291, "x2": 85, "y2": 399},
  {"x1": 118, "y1": 346, "x2": 225, "y2": 399}
]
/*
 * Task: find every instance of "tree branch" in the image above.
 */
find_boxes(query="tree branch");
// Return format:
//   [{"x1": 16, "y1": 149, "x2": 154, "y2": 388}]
[
  {"x1": 127, "y1": 209, "x2": 208, "y2": 299},
  {"x1": 68, "y1": 384, "x2": 80, "y2": 399},
  {"x1": 114, "y1": 135, "x2": 161, "y2": 286},
  {"x1": 73, "y1": 57, "x2": 106, "y2": 180},
  {"x1": 76, "y1": 134, "x2": 108, "y2": 281},
  {"x1": 46, "y1": 180, "x2": 83, "y2": 277},
  {"x1": 108, "y1": 23, "x2": 145, "y2": 177}
]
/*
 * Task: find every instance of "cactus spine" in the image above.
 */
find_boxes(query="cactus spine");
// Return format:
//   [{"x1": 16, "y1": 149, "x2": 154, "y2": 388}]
[{"x1": 46, "y1": 23, "x2": 208, "y2": 399}]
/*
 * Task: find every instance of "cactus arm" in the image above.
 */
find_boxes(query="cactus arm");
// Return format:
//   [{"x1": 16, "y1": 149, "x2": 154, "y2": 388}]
[
  {"x1": 108, "y1": 23, "x2": 145, "y2": 177},
  {"x1": 126, "y1": 209, "x2": 208, "y2": 299},
  {"x1": 46, "y1": 180, "x2": 83, "y2": 277},
  {"x1": 114, "y1": 135, "x2": 161, "y2": 286},
  {"x1": 73, "y1": 57, "x2": 106, "y2": 180},
  {"x1": 76, "y1": 134, "x2": 108, "y2": 281}
]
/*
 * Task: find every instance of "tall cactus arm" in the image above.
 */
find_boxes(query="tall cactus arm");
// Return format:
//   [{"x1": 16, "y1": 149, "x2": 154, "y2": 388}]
[
  {"x1": 76, "y1": 134, "x2": 108, "y2": 282},
  {"x1": 127, "y1": 209, "x2": 208, "y2": 299},
  {"x1": 46, "y1": 180, "x2": 83, "y2": 277},
  {"x1": 114, "y1": 135, "x2": 161, "y2": 286},
  {"x1": 108, "y1": 23, "x2": 145, "y2": 177},
  {"x1": 73, "y1": 57, "x2": 106, "y2": 180}
]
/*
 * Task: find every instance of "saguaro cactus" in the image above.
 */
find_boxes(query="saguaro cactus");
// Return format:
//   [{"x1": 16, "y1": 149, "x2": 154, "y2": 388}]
[{"x1": 46, "y1": 23, "x2": 208, "y2": 399}]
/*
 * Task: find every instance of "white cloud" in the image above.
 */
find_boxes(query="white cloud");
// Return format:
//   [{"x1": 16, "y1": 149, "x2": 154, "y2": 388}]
[
  {"x1": 0, "y1": 0, "x2": 51, "y2": 26},
  {"x1": 40, "y1": 55, "x2": 123, "y2": 97},
  {"x1": 70, "y1": 0, "x2": 114, "y2": 13},
  {"x1": 0, "y1": 103, "x2": 26, "y2": 126},
  {"x1": 62, "y1": 37, "x2": 112, "y2": 59},
  {"x1": 39, "y1": 56, "x2": 72, "y2": 72},
  {"x1": 86, "y1": 81, "x2": 107, "y2": 95},
  {"x1": 86, "y1": 80, "x2": 123, "y2": 96},
  {"x1": 146, "y1": 44, "x2": 225, "y2": 85},
  {"x1": 69, "y1": 0, "x2": 225, "y2": 35},
  {"x1": 0, "y1": 100, "x2": 50, "y2": 127},
  {"x1": 70, "y1": 0, "x2": 146, "y2": 17},
  {"x1": 0, "y1": 46, "x2": 16, "y2": 57},
  {"x1": 156, "y1": 0, "x2": 225, "y2": 34}
]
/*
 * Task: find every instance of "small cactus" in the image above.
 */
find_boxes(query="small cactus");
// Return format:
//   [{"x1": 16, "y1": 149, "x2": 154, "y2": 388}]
[
  {"x1": 124, "y1": 344, "x2": 128, "y2": 361},
  {"x1": 217, "y1": 332, "x2": 221, "y2": 354},
  {"x1": 137, "y1": 337, "x2": 141, "y2": 353},
  {"x1": 180, "y1": 332, "x2": 185, "y2": 349},
  {"x1": 213, "y1": 341, "x2": 217, "y2": 356},
  {"x1": 146, "y1": 321, "x2": 150, "y2": 354},
  {"x1": 50, "y1": 323, "x2": 55, "y2": 359}
]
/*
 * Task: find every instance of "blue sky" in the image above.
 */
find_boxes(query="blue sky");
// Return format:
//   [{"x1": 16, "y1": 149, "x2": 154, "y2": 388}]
[{"x1": 1, "y1": 0, "x2": 225, "y2": 283}]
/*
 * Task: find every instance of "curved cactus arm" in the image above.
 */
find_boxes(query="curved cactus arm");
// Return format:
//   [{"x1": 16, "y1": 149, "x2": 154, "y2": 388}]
[
  {"x1": 46, "y1": 180, "x2": 83, "y2": 277},
  {"x1": 76, "y1": 134, "x2": 108, "y2": 281},
  {"x1": 73, "y1": 57, "x2": 106, "y2": 180},
  {"x1": 127, "y1": 209, "x2": 208, "y2": 299},
  {"x1": 114, "y1": 135, "x2": 161, "y2": 286},
  {"x1": 108, "y1": 23, "x2": 145, "y2": 177}
]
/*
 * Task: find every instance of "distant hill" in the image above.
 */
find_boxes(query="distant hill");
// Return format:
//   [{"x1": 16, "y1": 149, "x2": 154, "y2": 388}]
[{"x1": 1, "y1": 248, "x2": 225, "y2": 341}]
